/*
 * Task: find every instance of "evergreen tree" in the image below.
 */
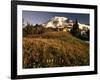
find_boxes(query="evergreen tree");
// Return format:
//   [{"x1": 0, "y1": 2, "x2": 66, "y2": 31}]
[
  {"x1": 70, "y1": 19, "x2": 79, "y2": 35},
  {"x1": 86, "y1": 29, "x2": 90, "y2": 40},
  {"x1": 73, "y1": 19, "x2": 79, "y2": 31}
]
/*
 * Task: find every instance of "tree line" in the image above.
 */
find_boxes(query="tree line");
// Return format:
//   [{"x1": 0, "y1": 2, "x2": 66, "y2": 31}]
[{"x1": 23, "y1": 20, "x2": 90, "y2": 41}]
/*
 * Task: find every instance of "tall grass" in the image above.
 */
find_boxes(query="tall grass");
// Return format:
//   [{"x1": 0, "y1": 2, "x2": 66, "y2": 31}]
[{"x1": 23, "y1": 31, "x2": 89, "y2": 68}]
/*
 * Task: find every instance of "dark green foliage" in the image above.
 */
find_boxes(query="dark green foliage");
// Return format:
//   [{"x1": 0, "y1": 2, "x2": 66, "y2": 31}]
[
  {"x1": 23, "y1": 24, "x2": 46, "y2": 37},
  {"x1": 23, "y1": 24, "x2": 60, "y2": 37},
  {"x1": 23, "y1": 24, "x2": 34, "y2": 37},
  {"x1": 70, "y1": 19, "x2": 80, "y2": 38},
  {"x1": 70, "y1": 19, "x2": 89, "y2": 41},
  {"x1": 72, "y1": 19, "x2": 79, "y2": 31},
  {"x1": 86, "y1": 29, "x2": 90, "y2": 40}
]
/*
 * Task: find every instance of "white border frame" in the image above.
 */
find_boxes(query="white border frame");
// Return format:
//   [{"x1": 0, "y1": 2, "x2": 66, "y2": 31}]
[{"x1": 17, "y1": 5, "x2": 95, "y2": 75}]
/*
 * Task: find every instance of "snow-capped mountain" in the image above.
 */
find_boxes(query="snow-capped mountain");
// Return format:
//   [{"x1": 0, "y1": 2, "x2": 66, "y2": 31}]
[
  {"x1": 78, "y1": 23, "x2": 90, "y2": 30},
  {"x1": 42, "y1": 16, "x2": 89, "y2": 30},
  {"x1": 43, "y1": 16, "x2": 69, "y2": 28}
]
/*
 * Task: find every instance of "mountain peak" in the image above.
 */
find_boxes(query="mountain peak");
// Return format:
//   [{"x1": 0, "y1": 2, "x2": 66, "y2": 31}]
[
  {"x1": 51, "y1": 16, "x2": 68, "y2": 20},
  {"x1": 44, "y1": 16, "x2": 68, "y2": 28},
  {"x1": 42, "y1": 16, "x2": 89, "y2": 30}
]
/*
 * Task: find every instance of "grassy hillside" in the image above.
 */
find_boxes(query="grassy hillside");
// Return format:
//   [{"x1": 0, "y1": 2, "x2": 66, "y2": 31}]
[{"x1": 23, "y1": 31, "x2": 89, "y2": 68}]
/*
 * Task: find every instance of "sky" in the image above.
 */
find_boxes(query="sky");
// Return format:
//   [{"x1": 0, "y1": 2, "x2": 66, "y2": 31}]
[{"x1": 22, "y1": 11, "x2": 90, "y2": 26}]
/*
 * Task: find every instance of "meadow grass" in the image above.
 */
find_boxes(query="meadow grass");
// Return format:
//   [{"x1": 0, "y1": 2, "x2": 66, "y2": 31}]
[{"x1": 23, "y1": 31, "x2": 89, "y2": 68}]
